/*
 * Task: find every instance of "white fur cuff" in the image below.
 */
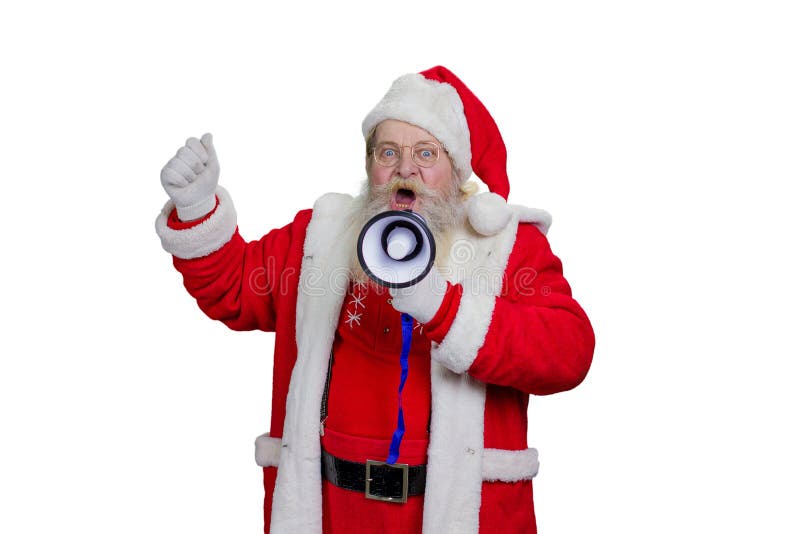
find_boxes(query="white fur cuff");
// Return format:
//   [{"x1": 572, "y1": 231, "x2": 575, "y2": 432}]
[
  {"x1": 430, "y1": 288, "x2": 496, "y2": 374},
  {"x1": 482, "y1": 448, "x2": 540, "y2": 482},
  {"x1": 155, "y1": 186, "x2": 237, "y2": 259},
  {"x1": 254, "y1": 433, "x2": 282, "y2": 468}
]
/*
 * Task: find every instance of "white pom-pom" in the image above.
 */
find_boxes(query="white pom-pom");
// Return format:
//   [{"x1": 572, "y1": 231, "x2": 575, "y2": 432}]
[{"x1": 467, "y1": 192, "x2": 512, "y2": 236}]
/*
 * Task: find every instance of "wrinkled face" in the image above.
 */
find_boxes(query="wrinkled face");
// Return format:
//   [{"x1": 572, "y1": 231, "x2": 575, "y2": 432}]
[{"x1": 367, "y1": 120, "x2": 455, "y2": 211}]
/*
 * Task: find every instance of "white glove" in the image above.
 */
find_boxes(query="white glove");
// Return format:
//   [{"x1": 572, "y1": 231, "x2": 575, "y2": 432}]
[
  {"x1": 389, "y1": 267, "x2": 449, "y2": 324},
  {"x1": 160, "y1": 133, "x2": 220, "y2": 221}
]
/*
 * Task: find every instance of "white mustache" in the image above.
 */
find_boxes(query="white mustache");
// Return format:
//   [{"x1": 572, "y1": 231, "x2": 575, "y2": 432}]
[{"x1": 371, "y1": 177, "x2": 435, "y2": 200}]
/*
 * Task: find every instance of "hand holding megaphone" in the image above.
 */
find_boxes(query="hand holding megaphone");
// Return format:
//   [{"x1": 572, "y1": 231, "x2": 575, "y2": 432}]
[
  {"x1": 357, "y1": 210, "x2": 448, "y2": 323},
  {"x1": 388, "y1": 265, "x2": 449, "y2": 323}
]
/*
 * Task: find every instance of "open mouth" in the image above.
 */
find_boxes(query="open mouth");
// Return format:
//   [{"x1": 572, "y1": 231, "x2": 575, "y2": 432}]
[{"x1": 392, "y1": 188, "x2": 417, "y2": 210}]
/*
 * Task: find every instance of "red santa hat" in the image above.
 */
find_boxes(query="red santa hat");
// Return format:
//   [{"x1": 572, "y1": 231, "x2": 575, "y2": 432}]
[{"x1": 362, "y1": 66, "x2": 510, "y2": 200}]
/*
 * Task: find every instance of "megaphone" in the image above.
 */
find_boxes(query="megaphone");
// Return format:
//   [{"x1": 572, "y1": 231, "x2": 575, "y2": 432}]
[{"x1": 357, "y1": 210, "x2": 436, "y2": 288}]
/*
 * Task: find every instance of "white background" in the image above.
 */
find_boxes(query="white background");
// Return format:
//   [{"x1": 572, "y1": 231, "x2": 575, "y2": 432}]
[{"x1": 2, "y1": 1, "x2": 798, "y2": 532}]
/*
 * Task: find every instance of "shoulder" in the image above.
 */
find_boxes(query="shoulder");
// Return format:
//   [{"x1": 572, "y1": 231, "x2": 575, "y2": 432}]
[{"x1": 290, "y1": 208, "x2": 314, "y2": 230}]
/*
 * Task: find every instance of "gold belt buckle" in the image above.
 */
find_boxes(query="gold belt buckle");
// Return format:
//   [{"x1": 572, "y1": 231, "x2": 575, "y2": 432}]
[{"x1": 365, "y1": 460, "x2": 409, "y2": 503}]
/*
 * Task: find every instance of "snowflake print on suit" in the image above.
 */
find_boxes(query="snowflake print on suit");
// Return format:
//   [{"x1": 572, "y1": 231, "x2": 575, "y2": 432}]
[{"x1": 345, "y1": 283, "x2": 367, "y2": 329}]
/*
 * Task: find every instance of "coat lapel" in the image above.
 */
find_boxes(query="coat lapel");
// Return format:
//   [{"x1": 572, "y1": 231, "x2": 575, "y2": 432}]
[
  {"x1": 422, "y1": 210, "x2": 521, "y2": 534},
  {"x1": 269, "y1": 193, "x2": 355, "y2": 533}
]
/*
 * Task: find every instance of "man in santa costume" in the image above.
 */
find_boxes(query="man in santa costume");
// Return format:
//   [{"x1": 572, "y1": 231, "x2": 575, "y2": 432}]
[{"x1": 156, "y1": 66, "x2": 594, "y2": 533}]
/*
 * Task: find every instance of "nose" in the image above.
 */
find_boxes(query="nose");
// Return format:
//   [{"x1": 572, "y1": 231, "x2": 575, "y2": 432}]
[{"x1": 395, "y1": 147, "x2": 419, "y2": 179}]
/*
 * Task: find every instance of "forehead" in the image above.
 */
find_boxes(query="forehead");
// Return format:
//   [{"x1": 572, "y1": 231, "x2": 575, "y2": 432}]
[{"x1": 374, "y1": 119, "x2": 440, "y2": 144}]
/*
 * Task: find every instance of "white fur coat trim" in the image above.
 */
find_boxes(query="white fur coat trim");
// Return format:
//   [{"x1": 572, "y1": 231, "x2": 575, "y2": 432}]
[
  {"x1": 268, "y1": 193, "x2": 352, "y2": 534},
  {"x1": 422, "y1": 362, "x2": 486, "y2": 533},
  {"x1": 432, "y1": 206, "x2": 521, "y2": 375},
  {"x1": 257, "y1": 435, "x2": 539, "y2": 483},
  {"x1": 430, "y1": 291, "x2": 496, "y2": 374},
  {"x1": 419, "y1": 207, "x2": 522, "y2": 533},
  {"x1": 154, "y1": 186, "x2": 237, "y2": 260}
]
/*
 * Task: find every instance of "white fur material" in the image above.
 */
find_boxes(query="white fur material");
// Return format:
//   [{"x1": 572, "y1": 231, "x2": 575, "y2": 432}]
[
  {"x1": 154, "y1": 186, "x2": 237, "y2": 259},
  {"x1": 422, "y1": 362, "x2": 486, "y2": 534},
  {"x1": 432, "y1": 210, "x2": 521, "y2": 375},
  {"x1": 258, "y1": 441, "x2": 540, "y2": 481},
  {"x1": 255, "y1": 433, "x2": 282, "y2": 468},
  {"x1": 467, "y1": 192, "x2": 512, "y2": 237},
  {"x1": 512, "y1": 204, "x2": 552, "y2": 235},
  {"x1": 268, "y1": 193, "x2": 353, "y2": 534},
  {"x1": 419, "y1": 209, "x2": 522, "y2": 533},
  {"x1": 362, "y1": 73, "x2": 472, "y2": 181},
  {"x1": 482, "y1": 448, "x2": 540, "y2": 482},
  {"x1": 431, "y1": 291, "x2": 497, "y2": 374}
]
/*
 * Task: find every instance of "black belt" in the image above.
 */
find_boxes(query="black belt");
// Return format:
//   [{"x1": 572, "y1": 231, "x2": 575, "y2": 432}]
[{"x1": 321, "y1": 450, "x2": 426, "y2": 503}]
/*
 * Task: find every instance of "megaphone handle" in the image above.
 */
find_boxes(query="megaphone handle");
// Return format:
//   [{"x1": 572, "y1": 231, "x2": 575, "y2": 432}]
[{"x1": 386, "y1": 312, "x2": 413, "y2": 465}]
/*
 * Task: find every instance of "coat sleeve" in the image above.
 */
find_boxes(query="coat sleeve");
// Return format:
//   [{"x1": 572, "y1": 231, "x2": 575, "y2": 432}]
[
  {"x1": 429, "y1": 223, "x2": 595, "y2": 395},
  {"x1": 155, "y1": 186, "x2": 311, "y2": 332}
]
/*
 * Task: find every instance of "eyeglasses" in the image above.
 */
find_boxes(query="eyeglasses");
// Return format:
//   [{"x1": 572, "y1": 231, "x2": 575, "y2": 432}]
[{"x1": 371, "y1": 141, "x2": 442, "y2": 168}]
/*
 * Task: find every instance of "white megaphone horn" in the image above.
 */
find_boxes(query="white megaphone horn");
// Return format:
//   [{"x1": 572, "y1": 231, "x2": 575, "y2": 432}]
[{"x1": 356, "y1": 210, "x2": 436, "y2": 288}]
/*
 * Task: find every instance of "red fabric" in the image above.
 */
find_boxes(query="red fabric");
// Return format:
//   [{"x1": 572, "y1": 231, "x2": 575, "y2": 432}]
[
  {"x1": 323, "y1": 482, "x2": 424, "y2": 534},
  {"x1": 422, "y1": 281, "x2": 462, "y2": 344},
  {"x1": 322, "y1": 427, "x2": 428, "y2": 465},
  {"x1": 420, "y1": 66, "x2": 510, "y2": 199},
  {"x1": 171, "y1": 208, "x2": 313, "y2": 443},
  {"x1": 167, "y1": 207, "x2": 593, "y2": 533},
  {"x1": 479, "y1": 481, "x2": 537, "y2": 534},
  {"x1": 467, "y1": 224, "x2": 595, "y2": 397},
  {"x1": 321, "y1": 428, "x2": 426, "y2": 534},
  {"x1": 166, "y1": 197, "x2": 219, "y2": 229},
  {"x1": 326, "y1": 281, "x2": 432, "y2": 442},
  {"x1": 319, "y1": 282, "x2": 432, "y2": 533},
  {"x1": 318, "y1": 429, "x2": 537, "y2": 533}
]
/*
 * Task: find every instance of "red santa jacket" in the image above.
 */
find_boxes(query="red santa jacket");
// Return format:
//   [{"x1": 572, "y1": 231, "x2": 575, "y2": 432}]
[{"x1": 155, "y1": 187, "x2": 595, "y2": 534}]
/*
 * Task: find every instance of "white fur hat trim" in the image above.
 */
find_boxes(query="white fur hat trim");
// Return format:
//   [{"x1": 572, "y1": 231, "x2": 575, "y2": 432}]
[{"x1": 362, "y1": 73, "x2": 472, "y2": 181}]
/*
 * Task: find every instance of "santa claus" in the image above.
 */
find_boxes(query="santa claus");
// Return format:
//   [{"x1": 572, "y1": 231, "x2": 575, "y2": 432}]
[{"x1": 156, "y1": 66, "x2": 594, "y2": 533}]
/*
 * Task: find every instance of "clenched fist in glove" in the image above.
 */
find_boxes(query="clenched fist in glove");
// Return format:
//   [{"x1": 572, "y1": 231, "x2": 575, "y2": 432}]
[{"x1": 160, "y1": 133, "x2": 220, "y2": 221}]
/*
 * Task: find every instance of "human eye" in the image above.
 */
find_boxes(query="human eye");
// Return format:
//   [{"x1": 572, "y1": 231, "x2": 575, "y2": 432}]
[
  {"x1": 415, "y1": 143, "x2": 438, "y2": 162},
  {"x1": 377, "y1": 143, "x2": 399, "y2": 160}
]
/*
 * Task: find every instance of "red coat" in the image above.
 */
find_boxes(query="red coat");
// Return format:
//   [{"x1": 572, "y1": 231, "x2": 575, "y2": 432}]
[{"x1": 156, "y1": 188, "x2": 595, "y2": 534}]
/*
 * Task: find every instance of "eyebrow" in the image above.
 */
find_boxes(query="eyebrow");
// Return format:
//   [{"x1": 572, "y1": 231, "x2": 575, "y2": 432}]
[{"x1": 374, "y1": 139, "x2": 438, "y2": 146}]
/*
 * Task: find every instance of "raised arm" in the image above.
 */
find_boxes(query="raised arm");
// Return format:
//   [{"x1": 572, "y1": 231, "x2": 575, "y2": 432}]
[{"x1": 155, "y1": 134, "x2": 310, "y2": 332}]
